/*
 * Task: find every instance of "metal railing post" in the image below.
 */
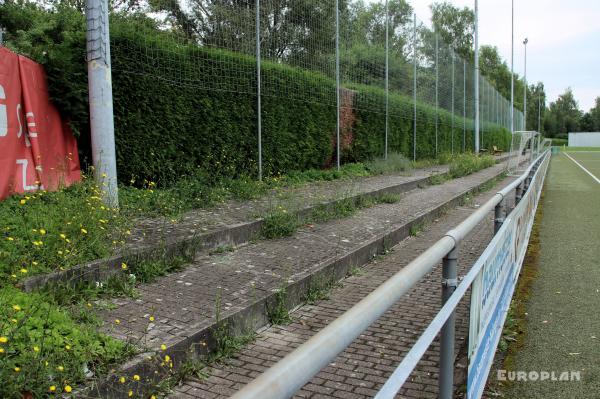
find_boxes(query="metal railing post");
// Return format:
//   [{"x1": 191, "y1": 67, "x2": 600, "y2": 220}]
[
  {"x1": 515, "y1": 182, "x2": 523, "y2": 205},
  {"x1": 335, "y1": 0, "x2": 341, "y2": 171},
  {"x1": 439, "y1": 245, "x2": 458, "y2": 399},
  {"x1": 494, "y1": 200, "x2": 505, "y2": 234}
]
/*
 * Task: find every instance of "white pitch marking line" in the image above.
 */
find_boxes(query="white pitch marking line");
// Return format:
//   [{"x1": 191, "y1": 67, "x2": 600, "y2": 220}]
[{"x1": 564, "y1": 152, "x2": 600, "y2": 184}]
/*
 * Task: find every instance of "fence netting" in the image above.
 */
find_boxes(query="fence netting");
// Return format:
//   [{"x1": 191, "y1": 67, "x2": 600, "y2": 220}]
[{"x1": 108, "y1": 0, "x2": 524, "y2": 175}]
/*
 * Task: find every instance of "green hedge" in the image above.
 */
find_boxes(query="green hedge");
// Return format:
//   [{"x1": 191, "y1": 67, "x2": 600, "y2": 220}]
[{"x1": 1, "y1": 6, "x2": 511, "y2": 186}]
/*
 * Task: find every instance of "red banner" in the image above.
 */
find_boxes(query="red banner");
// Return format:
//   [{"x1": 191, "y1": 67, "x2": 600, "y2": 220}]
[{"x1": 0, "y1": 47, "x2": 80, "y2": 200}]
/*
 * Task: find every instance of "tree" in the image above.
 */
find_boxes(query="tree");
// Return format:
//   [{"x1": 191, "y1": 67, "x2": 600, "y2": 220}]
[
  {"x1": 430, "y1": 1, "x2": 474, "y2": 59},
  {"x1": 585, "y1": 97, "x2": 600, "y2": 131},
  {"x1": 544, "y1": 88, "x2": 582, "y2": 137}
]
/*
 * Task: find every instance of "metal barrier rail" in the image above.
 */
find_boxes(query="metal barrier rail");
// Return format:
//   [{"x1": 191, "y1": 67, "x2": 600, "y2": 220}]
[{"x1": 231, "y1": 150, "x2": 551, "y2": 399}]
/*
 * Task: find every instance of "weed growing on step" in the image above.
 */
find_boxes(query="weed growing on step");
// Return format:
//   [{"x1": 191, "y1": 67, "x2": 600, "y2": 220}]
[
  {"x1": 267, "y1": 287, "x2": 292, "y2": 325},
  {"x1": 428, "y1": 174, "x2": 450, "y2": 185},
  {"x1": 377, "y1": 193, "x2": 401, "y2": 204},
  {"x1": 261, "y1": 210, "x2": 300, "y2": 239},
  {"x1": 348, "y1": 265, "x2": 366, "y2": 277},
  {"x1": 409, "y1": 222, "x2": 424, "y2": 237},
  {"x1": 209, "y1": 245, "x2": 235, "y2": 255}
]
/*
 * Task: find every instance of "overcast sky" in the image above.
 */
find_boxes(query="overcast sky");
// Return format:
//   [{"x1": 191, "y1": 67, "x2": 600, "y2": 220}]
[{"x1": 409, "y1": 0, "x2": 600, "y2": 112}]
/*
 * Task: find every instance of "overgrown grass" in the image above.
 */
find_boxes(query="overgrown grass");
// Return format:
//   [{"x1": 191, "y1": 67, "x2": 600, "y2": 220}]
[
  {"x1": 0, "y1": 286, "x2": 134, "y2": 398},
  {"x1": 0, "y1": 177, "x2": 128, "y2": 283},
  {"x1": 448, "y1": 153, "x2": 496, "y2": 178}
]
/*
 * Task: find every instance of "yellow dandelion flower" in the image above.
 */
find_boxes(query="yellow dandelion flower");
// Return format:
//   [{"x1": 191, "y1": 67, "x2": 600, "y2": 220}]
[
  {"x1": 87, "y1": 303, "x2": 92, "y2": 308},
  {"x1": 128, "y1": 391, "x2": 133, "y2": 397},
  {"x1": 32, "y1": 261, "x2": 38, "y2": 265},
  {"x1": 119, "y1": 376, "x2": 126, "y2": 384},
  {"x1": 10, "y1": 318, "x2": 17, "y2": 323},
  {"x1": 19, "y1": 199, "x2": 26, "y2": 205},
  {"x1": 11, "y1": 274, "x2": 17, "y2": 279},
  {"x1": 49, "y1": 386, "x2": 56, "y2": 392},
  {"x1": 0, "y1": 348, "x2": 4, "y2": 353},
  {"x1": 14, "y1": 367, "x2": 20, "y2": 372},
  {"x1": 121, "y1": 262, "x2": 128, "y2": 270},
  {"x1": 149, "y1": 316, "x2": 155, "y2": 322},
  {"x1": 164, "y1": 355, "x2": 171, "y2": 362},
  {"x1": 115, "y1": 319, "x2": 121, "y2": 325},
  {"x1": 64, "y1": 385, "x2": 72, "y2": 393},
  {"x1": 0, "y1": 336, "x2": 8, "y2": 343},
  {"x1": 60, "y1": 233, "x2": 66, "y2": 239},
  {"x1": 160, "y1": 344, "x2": 167, "y2": 351},
  {"x1": 12, "y1": 305, "x2": 21, "y2": 311},
  {"x1": 57, "y1": 365, "x2": 64, "y2": 372},
  {"x1": 20, "y1": 268, "x2": 27, "y2": 274},
  {"x1": 33, "y1": 345, "x2": 40, "y2": 352},
  {"x1": 133, "y1": 374, "x2": 140, "y2": 381},
  {"x1": 40, "y1": 229, "x2": 46, "y2": 235},
  {"x1": 6, "y1": 237, "x2": 14, "y2": 241},
  {"x1": 81, "y1": 228, "x2": 88, "y2": 234},
  {"x1": 151, "y1": 396, "x2": 157, "y2": 399},
  {"x1": 65, "y1": 344, "x2": 71, "y2": 350}
]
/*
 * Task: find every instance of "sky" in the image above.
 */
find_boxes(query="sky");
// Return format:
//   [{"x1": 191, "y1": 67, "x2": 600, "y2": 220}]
[{"x1": 409, "y1": 0, "x2": 600, "y2": 112}]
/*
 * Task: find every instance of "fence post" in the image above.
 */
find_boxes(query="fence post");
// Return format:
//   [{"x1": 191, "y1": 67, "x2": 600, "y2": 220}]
[
  {"x1": 494, "y1": 200, "x2": 505, "y2": 234},
  {"x1": 412, "y1": 13, "x2": 417, "y2": 161},
  {"x1": 384, "y1": 0, "x2": 389, "y2": 160},
  {"x1": 439, "y1": 245, "x2": 458, "y2": 399},
  {"x1": 474, "y1": 0, "x2": 480, "y2": 154},
  {"x1": 86, "y1": 0, "x2": 118, "y2": 207},
  {"x1": 435, "y1": 33, "x2": 439, "y2": 156},
  {"x1": 335, "y1": 0, "x2": 341, "y2": 170},
  {"x1": 451, "y1": 51, "x2": 455, "y2": 154},
  {"x1": 0, "y1": 26, "x2": 4, "y2": 46},
  {"x1": 256, "y1": 0, "x2": 262, "y2": 180},
  {"x1": 515, "y1": 182, "x2": 523, "y2": 205},
  {"x1": 463, "y1": 59, "x2": 466, "y2": 152}
]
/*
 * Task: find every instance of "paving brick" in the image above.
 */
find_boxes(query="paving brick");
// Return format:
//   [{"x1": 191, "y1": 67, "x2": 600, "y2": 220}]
[{"x1": 166, "y1": 174, "x2": 516, "y2": 398}]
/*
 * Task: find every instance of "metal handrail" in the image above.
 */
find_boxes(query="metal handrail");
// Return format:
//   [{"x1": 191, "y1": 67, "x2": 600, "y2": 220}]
[
  {"x1": 231, "y1": 150, "x2": 550, "y2": 399},
  {"x1": 376, "y1": 150, "x2": 550, "y2": 398}
]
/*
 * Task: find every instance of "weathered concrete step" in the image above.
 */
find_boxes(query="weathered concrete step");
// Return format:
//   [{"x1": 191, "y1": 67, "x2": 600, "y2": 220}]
[
  {"x1": 88, "y1": 162, "x2": 508, "y2": 397},
  {"x1": 21, "y1": 155, "x2": 509, "y2": 292},
  {"x1": 170, "y1": 175, "x2": 518, "y2": 399}
]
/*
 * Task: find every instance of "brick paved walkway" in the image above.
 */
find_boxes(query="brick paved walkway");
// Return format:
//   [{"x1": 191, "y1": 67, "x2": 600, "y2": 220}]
[
  {"x1": 168, "y1": 175, "x2": 517, "y2": 399},
  {"x1": 99, "y1": 163, "x2": 507, "y2": 350},
  {"x1": 127, "y1": 165, "x2": 446, "y2": 252}
]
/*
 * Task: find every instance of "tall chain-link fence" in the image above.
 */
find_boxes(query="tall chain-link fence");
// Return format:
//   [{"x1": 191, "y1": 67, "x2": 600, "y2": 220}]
[{"x1": 106, "y1": 0, "x2": 524, "y2": 180}]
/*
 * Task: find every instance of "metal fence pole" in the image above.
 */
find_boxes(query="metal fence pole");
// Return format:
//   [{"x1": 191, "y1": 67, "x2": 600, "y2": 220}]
[
  {"x1": 0, "y1": 26, "x2": 4, "y2": 46},
  {"x1": 256, "y1": 0, "x2": 262, "y2": 181},
  {"x1": 494, "y1": 200, "x2": 505, "y2": 234},
  {"x1": 86, "y1": 0, "x2": 118, "y2": 207},
  {"x1": 335, "y1": 0, "x2": 341, "y2": 170},
  {"x1": 384, "y1": 0, "x2": 389, "y2": 160},
  {"x1": 451, "y1": 52, "x2": 455, "y2": 154},
  {"x1": 439, "y1": 245, "x2": 458, "y2": 399},
  {"x1": 413, "y1": 13, "x2": 417, "y2": 161},
  {"x1": 435, "y1": 33, "x2": 439, "y2": 156},
  {"x1": 474, "y1": 0, "x2": 480, "y2": 153},
  {"x1": 463, "y1": 59, "x2": 466, "y2": 152}
]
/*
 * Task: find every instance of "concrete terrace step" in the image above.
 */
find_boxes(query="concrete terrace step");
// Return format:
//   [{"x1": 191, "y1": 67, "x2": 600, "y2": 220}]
[
  {"x1": 89, "y1": 161, "x2": 509, "y2": 397},
  {"x1": 170, "y1": 175, "x2": 518, "y2": 399},
  {"x1": 22, "y1": 155, "x2": 509, "y2": 292}
]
